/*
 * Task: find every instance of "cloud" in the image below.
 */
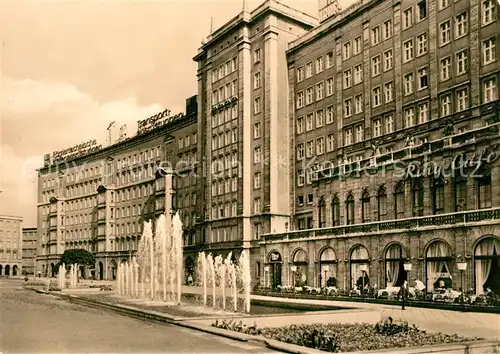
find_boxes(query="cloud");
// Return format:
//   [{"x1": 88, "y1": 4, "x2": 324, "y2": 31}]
[{"x1": 0, "y1": 74, "x2": 175, "y2": 226}]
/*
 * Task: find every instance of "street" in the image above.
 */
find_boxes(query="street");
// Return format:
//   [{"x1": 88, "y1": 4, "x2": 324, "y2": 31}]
[{"x1": 0, "y1": 279, "x2": 273, "y2": 353}]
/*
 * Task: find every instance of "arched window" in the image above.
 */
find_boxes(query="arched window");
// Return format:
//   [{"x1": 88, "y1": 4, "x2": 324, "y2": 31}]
[
  {"x1": 331, "y1": 197, "x2": 340, "y2": 226},
  {"x1": 474, "y1": 237, "x2": 500, "y2": 295},
  {"x1": 425, "y1": 240, "x2": 452, "y2": 291},
  {"x1": 385, "y1": 243, "x2": 407, "y2": 287},
  {"x1": 361, "y1": 191, "x2": 371, "y2": 223},
  {"x1": 477, "y1": 173, "x2": 492, "y2": 209},
  {"x1": 350, "y1": 245, "x2": 370, "y2": 290},
  {"x1": 432, "y1": 177, "x2": 445, "y2": 215},
  {"x1": 412, "y1": 181, "x2": 424, "y2": 216},
  {"x1": 394, "y1": 183, "x2": 405, "y2": 219},
  {"x1": 319, "y1": 247, "x2": 337, "y2": 287},
  {"x1": 346, "y1": 194, "x2": 355, "y2": 225},
  {"x1": 377, "y1": 187, "x2": 387, "y2": 221},
  {"x1": 318, "y1": 197, "x2": 326, "y2": 228},
  {"x1": 453, "y1": 176, "x2": 468, "y2": 212},
  {"x1": 292, "y1": 249, "x2": 308, "y2": 286}
]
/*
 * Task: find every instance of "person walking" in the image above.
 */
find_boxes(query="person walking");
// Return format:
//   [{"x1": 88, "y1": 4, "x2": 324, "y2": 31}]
[{"x1": 399, "y1": 280, "x2": 409, "y2": 310}]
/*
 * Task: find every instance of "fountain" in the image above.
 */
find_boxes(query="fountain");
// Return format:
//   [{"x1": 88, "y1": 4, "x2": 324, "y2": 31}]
[
  {"x1": 116, "y1": 211, "x2": 252, "y2": 313},
  {"x1": 58, "y1": 264, "x2": 66, "y2": 290}
]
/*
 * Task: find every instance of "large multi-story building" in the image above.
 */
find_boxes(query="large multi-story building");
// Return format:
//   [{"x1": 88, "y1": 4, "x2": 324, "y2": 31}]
[
  {"x1": 22, "y1": 227, "x2": 37, "y2": 275},
  {"x1": 260, "y1": 0, "x2": 500, "y2": 295},
  {"x1": 0, "y1": 215, "x2": 23, "y2": 276},
  {"x1": 36, "y1": 97, "x2": 198, "y2": 279},
  {"x1": 191, "y1": 0, "x2": 316, "y2": 277}
]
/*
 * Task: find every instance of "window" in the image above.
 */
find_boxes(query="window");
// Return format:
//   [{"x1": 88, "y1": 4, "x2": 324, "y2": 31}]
[
  {"x1": 432, "y1": 177, "x2": 445, "y2": 214},
  {"x1": 315, "y1": 57, "x2": 323, "y2": 73},
  {"x1": 344, "y1": 128, "x2": 353, "y2": 145},
  {"x1": 385, "y1": 115, "x2": 394, "y2": 133},
  {"x1": 326, "y1": 52, "x2": 334, "y2": 68},
  {"x1": 306, "y1": 61, "x2": 313, "y2": 78},
  {"x1": 361, "y1": 191, "x2": 371, "y2": 223},
  {"x1": 373, "y1": 119, "x2": 381, "y2": 137},
  {"x1": 383, "y1": 50, "x2": 393, "y2": 71},
  {"x1": 404, "y1": 107, "x2": 415, "y2": 128},
  {"x1": 354, "y1": 94, "x2": 363, "y2": 114},
  {"x1": 332, "y1": 197, "x2": 340, "y2": 226},
  {"x1": 371, "y1": 26, "x2": 381, "y2": 45},
  {"x1": 253, "y1": 97, "x2": 261, "y2": 114},
  {"x1": 232, "y1": 57, "x2": 237, "y2": 71},
  {"x1": 297, "y1": 143, "x2": 305, "y2": 160},
  {"x1": 327, "y1": 134, "x2": 335, "y2": 152},
  {"x1": 418, "y1": 67, "x2": 428, "y2": 90},
  {"x1": 306, "y1": 140, "x2": 314, "y2": 157},
  {"x1": 253, "y1": 172, "x2": 261, "y2": 189},
  {"x1": 316, "y1": 82, "x2": 324, "y2": 101},
  {"x1": 440, "y1": 21, "x2": 451, "y2": 45},
  {"x1": 377, "y1": 188, "x2": 387, "y2": 221},
  {"x1": 355, "y1": 125, "x2": 364, "y2": 142},
  {"x1": 403, "y1": 8, "x2": 413, "y2": 28},
  {"x1": 296, "y1": 91, "x2": 304, "y2": 108},
  {"x1": 343, "y1": 42, "x2": 351, "y2": 59},
  {"x1": 316, "y1": 137, "x2": 325, "y2": 155},
  {"x1": 326, "y1": 106, "x2": 334, "y2": 124},
  {"x1": 384, "y1": 82, "x2": 393, "y2": 103},
  {"x1": 440, "y1": 94, "x2": 452, "y2": 117},
  {"x1": 482, "y1": 0, "x2": 496, "y2": 26},
  {"x1": 231, "y1": 105, "x2": 238, "y2": 118},
  {"x1": 383, "y1": 20, "x2": 393, "y2": 39},
  {"x1": 412, "y1": 181, "x2": 424, "y2": 216},
  {"x1": 457, "y1": 88, "x2": 468, "y2": 111},
  {"x1": 372, "y1": 55, "x2": 381, "y2": 76},
  {"x1": 395, "y1": 183, "x2": 405, "y2": 219},
  {"x1": 456, "y1": 50, "x2": 467, "y2": 75},
  {"x1": 477, "y1": 175, "x2": 492, "y2": 209},
  {"x1": 253, "y1": 147, "x2": 261, "y2": 163},
  {"x1": 439, "y1": 0, "x2": 449, "y2": 10},
  {"x1": 417, "y1": 0, "x2": 427, "y2": 21},
  {"x1": 418, "y1": 102, "x2": 429, "y2": 123},
  {"x1": 484, "y1": 77, "x2": 497, "y2": 103},
  {"x1": 296, "y1": 116, "x2": 304, "y2": 134},
  {"x1": 253, "y1": 48, "x2": 261, "y2": 63},
  {"x1": 344, "y1": 98, "x2": 352, "y2": 117},
  {"x1": 254, "y1": 122, "x2": 261, "y2": 138},
  {"x1": 417, "y1": 33, "x2": 428, "y2": 56},
  {"x1": 403, "y1": 39, "x2": 414, "y2": 62},
  {"x1": 456, "y1": 12, "x2": 468, "y2": 38},
  {"x1": 253, "y1": 198, "x2": 261, "y2": 214},
  {"x1": 354, "y1": 64, "x2": 363, "y2": 84},
  {"x1": 253, "y1": 72, "x2": 261, "y2": 89},
  {"x1": 325, "y1": 77, "x2": 334, "y2": 96},
  {"x1": 231, "y1": 80, "x2": 237, "y2": 96},
  {"x1": 372, "y1": 87, "x2": 382, "y2": 107},
  {"x1": 454, "y1": 177, "x2": 467, "y2": 211},
  {"x1": 354, "y1": 36, "x2": 362, "y2": 54},
  {"x1": 344, "y1": 69, "x2": 352, "y2": 88},
  {"x1": 296, "y1": 67, "x2": 304, "y2": 82},
  {"x1": 345, "y1": 194, "x2": 355, "y2": 225},
  {"x1": 318, "y1": 198, "x2": 326, "y2": 228},
  {"x1": 404, "y1": 73, "x2": 414, "y2": 95},
  {"x1": 316, "y1": 110, "x2": 324, "y2": 127},
  {"x1": 440, "y1": 57, "x2": 451, "y2": 81},
  {"x1": 297, "y1": 169, "x2": 305, "y2": 186},
  {"x1": 306, "y1": 113, "x2": 314, "y2": 131},
  {"x1": 306, "y1": 87, "x2": 314, "y2": 105},
  {"x1": 483, "y1": 38, "x2": 496, "y2": 65}
]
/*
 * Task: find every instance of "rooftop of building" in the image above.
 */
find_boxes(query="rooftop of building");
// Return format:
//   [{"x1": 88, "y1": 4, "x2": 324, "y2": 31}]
[
  {"x1": 194, "y1": 0, "x2": 318, "y2": 60},
  {"x1": 287, "y1": 0, "x2": 378, "y2": 54},
  {"x1": 0, "y1": 215, "x2": 23, "y2": 221},
  {"x1": 22, "y1": 227, "x2": 37, "y2": 232}
]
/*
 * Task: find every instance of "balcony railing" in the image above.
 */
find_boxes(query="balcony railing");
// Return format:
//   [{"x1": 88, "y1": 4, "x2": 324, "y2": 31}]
[{"x1": 262, "y1": 208, "x2": 500, "y2": 242}]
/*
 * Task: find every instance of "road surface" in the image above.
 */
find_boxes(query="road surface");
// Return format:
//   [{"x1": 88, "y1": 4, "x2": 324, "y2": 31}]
[{"x1": 0, "y1": 279, "x2": 275, "y2": 353}]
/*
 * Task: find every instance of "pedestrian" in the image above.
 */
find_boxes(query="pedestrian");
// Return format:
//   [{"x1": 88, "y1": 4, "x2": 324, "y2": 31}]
[{"x1": 399, "y1": 280, "x2": 409, "y2": 310}]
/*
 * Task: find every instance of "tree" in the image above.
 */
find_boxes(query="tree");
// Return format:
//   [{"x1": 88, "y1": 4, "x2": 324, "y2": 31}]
[{"x1": 57, "y1": 249, "x2": 95, "y2": 269}]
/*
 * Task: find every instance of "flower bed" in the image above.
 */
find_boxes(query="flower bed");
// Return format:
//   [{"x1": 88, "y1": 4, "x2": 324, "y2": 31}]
[{"x1": 211, "y1": 319, "x2": 481, "y2": 353}]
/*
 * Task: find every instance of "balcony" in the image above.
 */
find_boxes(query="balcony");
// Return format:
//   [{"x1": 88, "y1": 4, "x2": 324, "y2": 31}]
[{"x1": 262, "y1": 208, "x2": 500, "y2": 242}]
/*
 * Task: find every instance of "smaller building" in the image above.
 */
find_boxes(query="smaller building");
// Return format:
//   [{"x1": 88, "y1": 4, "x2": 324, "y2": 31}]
[
  {"x1": 0, "y1": 215, "x2": 23, "y2": 276},
  {"x1": 22, "y1": 228, "x2": 37, "y2": 275}
]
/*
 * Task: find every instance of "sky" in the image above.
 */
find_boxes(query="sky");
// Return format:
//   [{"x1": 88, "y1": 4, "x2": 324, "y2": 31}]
[{"x1": 0, "y1": 0, "x2": 353, "y2": 227}]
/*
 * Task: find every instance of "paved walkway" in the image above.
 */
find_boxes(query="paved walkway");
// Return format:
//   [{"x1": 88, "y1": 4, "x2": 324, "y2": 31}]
[{"x1": 252, "y1": 295, "x2": 500, "y2": 340}]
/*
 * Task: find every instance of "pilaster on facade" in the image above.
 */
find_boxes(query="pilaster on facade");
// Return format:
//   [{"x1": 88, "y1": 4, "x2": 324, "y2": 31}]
[{"x1": 392, "y1": 2, "x2": 402, "y2": 130}]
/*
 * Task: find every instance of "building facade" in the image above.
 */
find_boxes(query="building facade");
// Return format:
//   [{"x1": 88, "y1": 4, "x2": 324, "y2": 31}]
[
  {"x1": 191, "y1": 0, "x2": 317, "y2": 280},
  {"x1": 260, "y1": 0, "x2": 500, "y2": 295},
  {"x1": 22, "y1": 227, "x2": 37, "y2": 275},
  {"x1": 36, "y1": 97, "x2": 198, "y2": 280},
  {"x1": 0, "y1": 215, "x2": 23, "y2": 276}
]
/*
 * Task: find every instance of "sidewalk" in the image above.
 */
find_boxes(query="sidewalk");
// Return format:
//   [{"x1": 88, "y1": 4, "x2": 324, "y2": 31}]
[{"x1": 251, "y1": 294, "x2": 500, "y2": 340}]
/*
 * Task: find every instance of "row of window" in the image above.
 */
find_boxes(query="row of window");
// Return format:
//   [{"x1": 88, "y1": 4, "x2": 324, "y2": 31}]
[
  {"x1": 211, "y1": 177, "x2": 238, "y2": 196},
  {"x1": 209, "y1": 226, "x2": 240, "y2": 244},
  {"x1": 212, "y1": 57, "x2": 238, "y2": 83},
  {"x1": 212, "y1": 80, "x2": 238, "y2": 104},
  {"x1": 296, "y1": 107, "x2": 335, "y2": 133},
  {"x1": 211, "y1": 129, "x2": 238, "y2": 150},
  {"x1": 212, "y1": 106, "x2": 238, "y2": 127},
  {"x1": 177, "y1": 133, "x2": 197, "y2": 150},
  {"x1": 211, "y1": 202, "x2": 238, "y2": 220},
  {"x1": 297, "y1": 135, "x2": 335, "y2": 160},
  {"x1": 211, "y1": 153, "x2": 239, "y2": 174}
]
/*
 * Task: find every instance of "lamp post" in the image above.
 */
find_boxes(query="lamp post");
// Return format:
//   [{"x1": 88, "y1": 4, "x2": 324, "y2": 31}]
[
  {"x1": 264, "y1": 266, "x2": 270, "y2": 288},
  {"x1": 359, "y1": 264, "x2": 368, "y2": 297},
  {"x1": 404, "y1": 261, "x2": 412, "y2": 282},
  {"x1": 323, "y1": 265, "x2": 330, "y2": 288},
  {"x1": 291, "y1": 265, "x2": 297, "y2": 288},
  {"x1": 457, "y1": 261, "x2": 467, "y2": 306}
]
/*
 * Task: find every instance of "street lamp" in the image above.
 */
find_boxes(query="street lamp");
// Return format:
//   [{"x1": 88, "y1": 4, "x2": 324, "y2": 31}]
[
  {"x1": 359, "y1": 264, "x2": 368, "y2": 297},
  {"x1": 457, "y1": 261, "x2": 467, "y2": 305},
  {"x1": 404, "y1": 261, "x2": 412, "y2": 282},
  {"x1": 264, "y1": 266, "x2": 270, "y2": 288},
  {"x1": 323, "y1": 265, "x2": 330, "y2": 288},
  {"x1": 291, "y1": 265, "x2": 297, "y2": 288}
]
